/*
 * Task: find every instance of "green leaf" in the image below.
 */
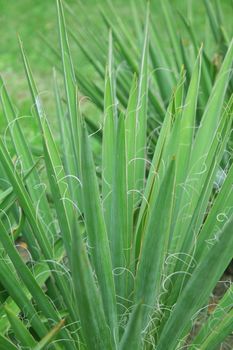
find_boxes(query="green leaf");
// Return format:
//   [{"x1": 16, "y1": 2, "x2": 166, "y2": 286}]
[
  {"x1": 18, "y1": 38, "x2": 79, "y2": 328},
  {"x1": 161, "y1": 0, "x2": 183, "y2": 70},
  {"x1": 5, "y1": 307, "x2": 37, "y2": 348},
  {"x1": 33, "y1": 319, "x2": 65, "y2": 350},
  {"x1": 0, "y1": 76, "x2": 55, "y2": 239},
  {"x1": 0, "y1": 335, "x2": 18, "y2": 350},
  {"x1": 71, "y1": 220, "x2": 114, "y2": 350},
  {"x1": 80, "y1": 124, "x2": 117, "y2": 338},
  {"x1": 0, "y1": 239, "x2": 64, "y2": 335},
  {"x1": 135, "y1": 158, "x2": 176, "y2": 328},
  {"x1": 0, "y1": 257, "x2": 48, "y2": 339},
  {"x1": 102, "y1": 30, "x2": 117, "y2": 237},
  {"x1": 0, "y1": 218, "x2": 74, "y2": 349},
  {"x1": 191, "y1": 284, "x2": 233, "y2": 349},
  {"x1": 191, "y1": 39, "x2": 233, "y2": 165},
  {"x1": 57, "y1": 0, "x2": 81, "y2": 188},
  {"x1": 110, "y1": 114, "x2": 128, "y2": 305},
  {"x1": 119, "y1": 303, "x2": 143, "y2": 350},
  {"x1": 125, "y1": 73, "x2": 138, "y2": 251},
  {"x1": 157, "y1": 216, "x2": 233, "y2": 350},
  {"x1": 134, "y1": 2, "x2": 149, "y2": 201}
]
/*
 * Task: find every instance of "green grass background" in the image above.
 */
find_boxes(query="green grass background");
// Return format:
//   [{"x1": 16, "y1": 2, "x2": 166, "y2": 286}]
[{"x1": 0, "y1": 0, "x2": 232, "y2": 134}]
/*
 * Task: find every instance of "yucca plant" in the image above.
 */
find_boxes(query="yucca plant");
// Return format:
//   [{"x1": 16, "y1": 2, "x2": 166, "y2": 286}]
[
  {"x1": 0, "y1": 0, "x2": 233, "y2": 349},
  {"x1": 56, "y1": 0, "x2": 232, "y2": 124}
]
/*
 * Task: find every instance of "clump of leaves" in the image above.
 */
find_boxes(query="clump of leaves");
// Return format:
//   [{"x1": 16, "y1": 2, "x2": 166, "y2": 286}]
[
  {"x1": 0, "y1": 1, "x2": 232, "y2": 349},
  {"x1": 62, "y1": 0, "x2": 232, "y2": 125}
]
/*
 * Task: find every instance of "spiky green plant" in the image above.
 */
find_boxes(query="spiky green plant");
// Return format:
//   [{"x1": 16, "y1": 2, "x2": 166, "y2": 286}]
[
  {"x1": 58, "y1": 0, "x2": 232, "y2": 124},
  {"x1": 0, "y1": 1, "x2": 232, "y2": 349}
]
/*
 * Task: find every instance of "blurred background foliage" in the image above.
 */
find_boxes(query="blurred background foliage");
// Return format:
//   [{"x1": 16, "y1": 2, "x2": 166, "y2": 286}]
[
  {"x1": 0, "y1": 0, "x2": 232, "y2": 145},
  {"x1": 0, "y1": 0, "x2": 232, "y2": 96}
]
